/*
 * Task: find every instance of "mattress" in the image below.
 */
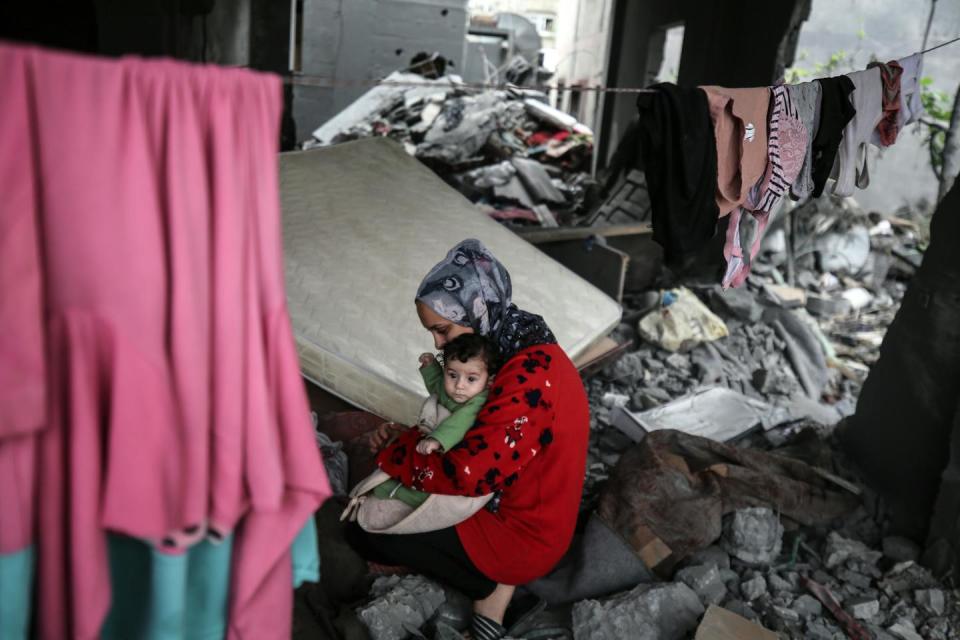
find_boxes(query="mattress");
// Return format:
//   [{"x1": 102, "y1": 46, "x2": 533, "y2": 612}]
[{"x1": 280, "y1": 137, "x2": 622, "y2": 424}]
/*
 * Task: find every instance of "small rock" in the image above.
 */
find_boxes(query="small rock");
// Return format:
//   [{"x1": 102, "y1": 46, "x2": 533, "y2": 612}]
[
  {"x1": 601, "y1": 392, "x2": 629, "y2": 409},
  {"x1": 683, "y1": 546, "x2": 731, "y2": 571},
  {"x1": 741, "y1": 575, "x2": 767, "y2": 602},
  {"x1": 824, "y1": 532, "x2": 882, "y2": 569},
  {"x1": 675, "y1": 565, "x2": 727, "y2": 606},
  {"x1": 835, "y1": 568, "x2": 873, "y2": 590},
  {"x1": 914, "y1": 588, "x2": 945, "y2": 616},
  {"x1": 771, "y1": 605, "x2": 801, "y2": 623},
  {"x1": 664, "y1": 353, "x2": 691, "y2": 370},
  {"x1": 722, "y1": 508, "x2": 783, "y2": 566},
  {"x1": 767, "y1": 573, "x2": 792, "y2": 593},
  {"x1": 791, "y1": 594, "x2": 824, "y2": 618},
  {"x1": 845, "y1": 596, "x2": 880, "y2": 620},
  {"x1": 722, "y1": 599, "x2": 760, "y2": 622},
  {"x1": 882, "y1": 536, "x2": 921, "y2": 563}
]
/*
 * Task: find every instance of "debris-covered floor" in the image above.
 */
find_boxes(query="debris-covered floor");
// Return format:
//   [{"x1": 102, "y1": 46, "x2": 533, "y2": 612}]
[{"x1": 296, "y1": 72, "x2": 960, "y2": 640}]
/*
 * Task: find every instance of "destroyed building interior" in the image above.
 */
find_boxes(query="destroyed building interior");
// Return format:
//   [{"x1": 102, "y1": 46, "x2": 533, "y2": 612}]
[{"x1": 2, "y1": 1, "x2": 960, "y2": 639}]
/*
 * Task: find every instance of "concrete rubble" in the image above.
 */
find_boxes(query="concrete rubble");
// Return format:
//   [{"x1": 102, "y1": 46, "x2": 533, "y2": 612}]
[
  {"x1": 309, "y1": 70, "x2": 596, "y2": 228},
  {"x1": 357, "y1": 575, "x2": 446, "y2": 640},
  {"x1": 571, "y1": 582, "x2": 704, "y2": 640},
  {"x1": 322, "y1": 174, "x2": 960, "y2": 638}
]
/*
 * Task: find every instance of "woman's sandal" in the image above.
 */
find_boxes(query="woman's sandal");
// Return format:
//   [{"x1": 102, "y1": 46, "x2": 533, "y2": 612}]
[{"x1": 468, "y1": 614, "x2": 507, "y2": 640}]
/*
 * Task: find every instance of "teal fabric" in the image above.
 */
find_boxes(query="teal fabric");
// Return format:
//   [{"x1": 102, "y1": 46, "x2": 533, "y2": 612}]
[
  {"x1": 102, "y1": 534, "x2": 232, "y2": 640},
  {"x1": 290, "y1": 517, "x2": 320, "y2": 588},
  {"x1": 0, "y1": 545, "x2": 34, "y2": 640},
  {"x1": 102, "y1": 519, "x2": 318, "y2": 638}
]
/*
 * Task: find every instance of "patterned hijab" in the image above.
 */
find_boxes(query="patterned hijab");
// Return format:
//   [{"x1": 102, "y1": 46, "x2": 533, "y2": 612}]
[{"x1": 416, "y1": 239, "x2": 556, "y2": 360}]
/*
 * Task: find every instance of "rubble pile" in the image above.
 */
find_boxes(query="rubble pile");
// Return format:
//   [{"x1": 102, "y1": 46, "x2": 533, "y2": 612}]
[
  {"x1": 334, "y1": 181, "x2": 951, "y2": 638},
  {"x1": 308, "y1": 72, "x2": 597, "y2": 227}
]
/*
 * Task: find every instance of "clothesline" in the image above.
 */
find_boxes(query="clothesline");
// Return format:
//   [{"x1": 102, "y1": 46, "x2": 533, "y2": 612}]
[{"x1": 283, "y1": 34, "x2": 960, "y2": 94}]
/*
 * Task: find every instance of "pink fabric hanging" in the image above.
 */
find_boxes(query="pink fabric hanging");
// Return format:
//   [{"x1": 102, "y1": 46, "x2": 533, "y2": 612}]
[{"x1": 0, "y1": 42, "x2": 330, "y2": 639}]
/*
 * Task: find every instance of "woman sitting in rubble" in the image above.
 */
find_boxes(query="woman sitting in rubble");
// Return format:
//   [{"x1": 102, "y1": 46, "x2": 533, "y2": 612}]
[{"x1": 347, "y1": 238, "x2": 590, "y2": 640}]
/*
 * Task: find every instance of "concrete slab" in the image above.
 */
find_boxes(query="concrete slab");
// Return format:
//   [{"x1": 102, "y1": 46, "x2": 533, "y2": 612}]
[{"x1": 280, "y1": 137, "x2": 621, "y2": 424}]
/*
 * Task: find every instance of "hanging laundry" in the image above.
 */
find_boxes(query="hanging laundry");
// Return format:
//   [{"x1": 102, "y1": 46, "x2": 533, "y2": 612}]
[
  {"x1": 723, "y1": 85, "x2": 808, "y2": 288},
  {"x1": 897, "y1": 52, "x2": 926, "y2": 129},
  {"x1": 786, "y1": 81, "x2": 822, "y2": 200},
  {"x1": 830, "y1": 66, "x2": 883, "y2": 197},
  {"x1": 810, "y1": 76, "x2": 857, "y2": 198},
  {"x1": 868, "y1": 60, "x2": 904, "y2": 147},
  {"x1": 0, "y1": 42, "x2": 330, "y2": 640},
  {"x1": 701, "y1": 86, "x2": 772, "y2": 216},
  {"x1": 636, "y1": 83, "x2": 720, "y2": 266}
]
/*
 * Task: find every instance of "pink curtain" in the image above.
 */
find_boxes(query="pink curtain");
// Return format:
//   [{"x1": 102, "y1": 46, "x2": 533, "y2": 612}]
[{"x1": 0, "y1": 42, "x2": 330, "y2": 639}]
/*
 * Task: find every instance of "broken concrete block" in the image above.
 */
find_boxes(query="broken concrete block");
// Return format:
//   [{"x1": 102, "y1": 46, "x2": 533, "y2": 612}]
[
  {"x1": 882, "y1": 537, "x2": 920, "y2": 563},
  {"x1": 791, "y1": 594, "x2": 824, "y2": 618},
  {"x1": 601, "y1": 391, "x2": 630, "y2": 409},
  {"x1": 357, "y1": 575, "x2": 446, "y2": 640},
  {"x1": 608, "y1": 352, "x2": 644, "y2": 385},
  {"x1": 845, "y1": 596, "x2": 880, "y2": 620},
  {"x1": 675, "y1": 565, "x2": 728, "y2": 606},
  {"x1": 693, "y1": 604, "x2": 777, "y2": 639},
  {"x1": 913, "y1": 588, "x2": 945, "y2": 616},
  {"x1": 721, "y1": 508, "x2": 783, "y2": 566},
  {"x1": 823, "y1": 532, "x2": 882, "y2": 569},
  {"x1": 834, "y1": 568, "x2": 872, "y2": 589},
  {"x1": 572, "y1": 582, "x2": 704, "y2": 640},
  {"x1": 741, "y1": 575, "x2": 767, "y2": 602},
  {"x1": 887, "y1": 619, "x2": 924, "y2": 640}
]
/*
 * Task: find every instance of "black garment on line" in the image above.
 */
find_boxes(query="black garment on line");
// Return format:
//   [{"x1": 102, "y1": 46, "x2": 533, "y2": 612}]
[
  {"x1": 810, "y1": 75, "x2": 856, "y2": 197},
  {"x1": 345, "y1": 522, "x2": 497, "y2": 600},
  {"x1": 635, "y1": 83, "x2": 720, "y2": 267}
]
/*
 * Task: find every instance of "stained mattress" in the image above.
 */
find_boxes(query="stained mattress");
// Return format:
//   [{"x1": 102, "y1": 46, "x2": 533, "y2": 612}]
[{"x1": 281, "y1": 137, "x2": 621, "y2": 424}]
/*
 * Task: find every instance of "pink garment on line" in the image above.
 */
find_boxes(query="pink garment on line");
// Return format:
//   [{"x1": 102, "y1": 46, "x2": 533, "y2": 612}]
[
  {"x1": 701, "y1": 86, "x2": 771, "y2": 217},
  {"x1": 0, "y1": 43, "x2": 330, "y2": 639}
]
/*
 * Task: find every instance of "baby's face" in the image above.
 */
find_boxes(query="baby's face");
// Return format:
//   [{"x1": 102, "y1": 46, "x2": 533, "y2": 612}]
[{"x1": 443, "y1": 356, "x2": 489, "y2": 404}]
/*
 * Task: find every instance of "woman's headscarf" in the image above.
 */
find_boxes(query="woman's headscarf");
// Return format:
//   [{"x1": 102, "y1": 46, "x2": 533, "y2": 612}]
[{"x1": 416, "y1": 239, "x2": 556, "y2": 361}]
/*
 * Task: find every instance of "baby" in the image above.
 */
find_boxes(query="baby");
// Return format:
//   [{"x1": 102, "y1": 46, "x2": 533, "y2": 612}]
[{"x1": 371, "y1": 333, "x2": 499, "y2": 508}]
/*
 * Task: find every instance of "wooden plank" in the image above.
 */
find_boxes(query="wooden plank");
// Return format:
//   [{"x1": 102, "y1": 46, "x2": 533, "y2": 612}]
[
  {"x1": 514, "y1": 222, "x2": 652, "y2": 244},
  {"x1": 695, "y1": 605, "x2": 778, "y2": 640}
]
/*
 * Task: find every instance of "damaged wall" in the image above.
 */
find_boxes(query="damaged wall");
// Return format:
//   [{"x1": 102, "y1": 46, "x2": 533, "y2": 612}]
[
  {"x1": 293, "y1": 0, "x2": 469, "y2": 144},
  {"x1": 555, "y1": 0, "x2": 808, "y2": 166}
]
